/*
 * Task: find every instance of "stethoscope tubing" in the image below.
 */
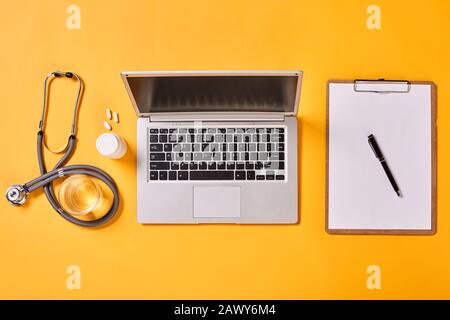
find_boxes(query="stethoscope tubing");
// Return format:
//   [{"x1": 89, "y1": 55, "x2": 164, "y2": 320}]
[{"x1": 16, "y1": 71, "x2": 120, "y2": 227}]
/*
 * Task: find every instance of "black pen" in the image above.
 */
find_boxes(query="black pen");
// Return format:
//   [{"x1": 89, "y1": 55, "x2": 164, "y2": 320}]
[{"x1": 368, "y1": 134, "x2": 402, "y2": 197}]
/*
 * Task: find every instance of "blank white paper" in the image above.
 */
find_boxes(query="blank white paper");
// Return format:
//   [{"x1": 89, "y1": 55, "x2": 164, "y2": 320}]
[{"x1": 328, "y1": 82, "x2": 433, "y2": 231}]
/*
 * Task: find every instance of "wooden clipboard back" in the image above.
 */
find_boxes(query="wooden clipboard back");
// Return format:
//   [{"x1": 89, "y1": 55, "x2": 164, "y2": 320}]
[{"x1": 326, "y1": 79, "x2": 437, "y2": 235}]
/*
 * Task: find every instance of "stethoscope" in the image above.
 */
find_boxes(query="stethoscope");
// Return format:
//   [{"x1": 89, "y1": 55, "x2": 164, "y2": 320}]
[{"x1": 5, "y1": 71, "x2": 119, "y2": 227}]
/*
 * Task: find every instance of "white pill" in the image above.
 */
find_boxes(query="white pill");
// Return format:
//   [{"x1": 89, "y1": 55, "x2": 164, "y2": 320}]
[
  {"x1": 113, "y1": 112, "x2": 119, "y2": 123},
  {"x1": 106, "y1": 108, "x2": 112, "y2": 120},
  {"x1": 103, "y1": 121, "x2": 112, "y2": 130}
]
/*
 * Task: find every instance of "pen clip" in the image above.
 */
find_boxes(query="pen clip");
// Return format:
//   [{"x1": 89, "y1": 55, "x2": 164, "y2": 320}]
[
  {"x1": 354, "y1": 79, "x2": 411, "y2": 93},
  {"x1": 368, "y1": 134, "x2": 383, "y2": 160}
]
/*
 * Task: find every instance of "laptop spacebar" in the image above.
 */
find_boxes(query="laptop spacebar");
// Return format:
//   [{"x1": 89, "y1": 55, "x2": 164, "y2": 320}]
[{"x1": 190, "y1": 171, "x2": 234, "y2": 180}]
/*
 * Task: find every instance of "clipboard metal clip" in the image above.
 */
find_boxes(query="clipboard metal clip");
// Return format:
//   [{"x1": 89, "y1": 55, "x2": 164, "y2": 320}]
[{"x1": 353, "y1": 79, "x2": 411, "y2": 93}]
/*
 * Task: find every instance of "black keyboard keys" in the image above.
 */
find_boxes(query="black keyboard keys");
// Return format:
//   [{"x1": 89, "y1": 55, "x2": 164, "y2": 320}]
[
  {"x1": 149, "y1": 135, "x2": 158, "y2": 143},
  {"x1": 235, "y1": 171, "x2": 246, "y2": 180},
  {"x1": 190, "y1": 162, "x2": 198, "y2": 170},
  {"x1": 150, "y1": 171, "x2": 158, "y2": 180},
  {"x1": 149, "y1": 127, "x2": 287, "y2": 182},
  {"x1": 178, "y1": 171, "x2": 188, "y2": 180},
  {"x1": 150, "y1": 144, "x2": 163, "y2": 152},
  {"x1": 150, "y1": 153, "x2": 165, "y2": 161},
  {"x1": 150, "y1": 162, "x2": 169, "y2": 170},
  {"x1": 190, "y1": 171, "x2": 234, "y2": 180}
]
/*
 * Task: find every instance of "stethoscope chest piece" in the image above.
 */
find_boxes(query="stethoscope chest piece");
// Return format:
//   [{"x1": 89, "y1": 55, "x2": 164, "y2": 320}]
[{"x1": 6, "y1": 185, "x2": 27, "y2": 206}]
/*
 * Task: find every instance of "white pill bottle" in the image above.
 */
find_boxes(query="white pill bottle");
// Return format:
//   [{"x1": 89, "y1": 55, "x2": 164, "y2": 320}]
[{"x1": 96, "y1": 133, "x2": 127, "y2": 159}]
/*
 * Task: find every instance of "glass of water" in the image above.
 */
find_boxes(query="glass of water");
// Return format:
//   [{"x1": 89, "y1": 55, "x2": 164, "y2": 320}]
[{"x1": 58, "y1": 175, "x2": 103, "y2": 216}]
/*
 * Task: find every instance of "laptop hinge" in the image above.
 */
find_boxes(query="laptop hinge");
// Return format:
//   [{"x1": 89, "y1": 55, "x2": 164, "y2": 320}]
[{"x1": 148, "y1": 113, "x2": 286, "y2": 122}]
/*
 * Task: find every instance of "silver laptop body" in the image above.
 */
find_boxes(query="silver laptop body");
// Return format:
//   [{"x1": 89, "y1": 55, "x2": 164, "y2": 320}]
[{"x1": 121, "y1": 71, "x2": 302, "y2": 224}]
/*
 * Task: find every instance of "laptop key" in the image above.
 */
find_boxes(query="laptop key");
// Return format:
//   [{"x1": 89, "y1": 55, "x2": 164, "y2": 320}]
[
  {"x1": 193, "y1": 153, "x2": 203, "y2": 161},
  {"x1": 149, "y1": 171, "x2": 158, "y2": 180},
  {"x1": 182, "y1": 144, "x2": 191, "y2": 152},
  {"x1": 169, "y1": 171, "x2": 177, "y2": 180},
  {"x1": 164, "y1": 144, "x2": 172, "y2": 152},
  {"x1": 207, "y1": 162, "x2": 216, "y2": 170},
  {"x1": 226, "y1": 162, "x2": 235, "y2": 170},
  {"x1": 256, "y1": 175, "x2": 265, "y2": 180},
  {"x1": 217, "y1": 162, "x2": 226, "y2": 170},
  {"x1": 190, "y1": 171, "x2": 234, "y2": 180},
  {"x1": 175, "y1": 153, "x2": 184, "y2": 161},
  {"x1": 149, "y1": 129, "x2": 158, "y2": 134},
  {"x1": 180, "y1": 162, "x2": 189, "y2": 170},
  {"x1": 150, "y1": 153, "x2": 165, "y2": 161},
  {"x1": 247, "y1": 171, "x2": 256, "y2": 180},
  {"x1": 236, "y1": 162, "x2": 245, "y2": 170},
  {"x1": 215, "y1": 134, "x2": 224, "y2": 143},
  {"x1": 159, "y1": 135, "x2": 168, "y2": 143},
  {"x1": 235, "y1": 171, "x2": 246, "y2": 180},
  {"x1": 276, "y1": 175, "x2": 285, "y2": 180},
  {"x1": 199, "y1": 162, "x2": 207, "y2": 170},
  {"x1": 178, "y1": 171, "x2": 188, "y2": 180},
  {"x1": 258, "y1": 143, "x2": 266, "y2": 151},
  {"x1": 159, "y1": 171, "x2": 168, "y2": 180},
  {"x1": 171, "y1": 162, "x2": 180, "y2": 170},
  {"x1": 190, "y1": 162, "x2": 198, "y2": 170},
  {"x1": 202, "y1": 153, "x2": 213, "y2": 161},
  {"x1": 149, "y1": 135, "x2": 158, "y2": 143},
  {"x1": 150, "y1": 162, "x2": 170, "y2": 170},
  {"x1": 169, "y1": 135, "x2": 177, "y2": 143},
  {"x1": 159, "y1": 129, "x2": 168, "y2": 134}
]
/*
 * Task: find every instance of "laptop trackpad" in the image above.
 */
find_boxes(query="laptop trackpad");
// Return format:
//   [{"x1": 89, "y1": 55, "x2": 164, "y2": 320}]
[{"x1": 193, "y1": 186, "x2": 241, "y2": 218}]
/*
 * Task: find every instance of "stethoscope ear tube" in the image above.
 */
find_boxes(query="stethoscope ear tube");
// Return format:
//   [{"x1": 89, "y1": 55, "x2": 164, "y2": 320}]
[{"x1": 6, "y1": 71, "x2": 119, "y2": 227}]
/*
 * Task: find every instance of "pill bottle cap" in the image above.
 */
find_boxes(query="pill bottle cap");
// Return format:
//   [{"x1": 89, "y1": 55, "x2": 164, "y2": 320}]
[{"x1": 96, "y1": 133, "x2": 127, "y2": 159}]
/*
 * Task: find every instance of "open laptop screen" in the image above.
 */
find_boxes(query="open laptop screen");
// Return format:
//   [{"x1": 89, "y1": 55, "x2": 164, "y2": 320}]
[{"x1": 124, "y1": 74, "x2": 299, "y2": 114}]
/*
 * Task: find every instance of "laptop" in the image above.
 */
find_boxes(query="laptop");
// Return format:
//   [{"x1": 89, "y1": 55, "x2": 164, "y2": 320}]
[{"x1": 121, "y1": 71, "x2": 302, "y2": 224}]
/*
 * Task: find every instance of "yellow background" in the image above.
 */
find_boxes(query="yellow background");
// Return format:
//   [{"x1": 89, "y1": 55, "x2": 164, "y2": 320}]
[{"x1": 0, "y1": 0, "x2": 449, "y2": 299}]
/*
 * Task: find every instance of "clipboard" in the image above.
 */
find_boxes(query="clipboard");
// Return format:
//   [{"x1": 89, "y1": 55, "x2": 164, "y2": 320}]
[{"x1": 326, "y1": 79, "x2": 437, "y2": 235}]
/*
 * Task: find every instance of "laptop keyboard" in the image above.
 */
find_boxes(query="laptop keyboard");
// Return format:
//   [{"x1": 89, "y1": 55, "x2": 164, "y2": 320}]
[{"x1": 148, "y1": 127, "x2": 286, "y2": 181}]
